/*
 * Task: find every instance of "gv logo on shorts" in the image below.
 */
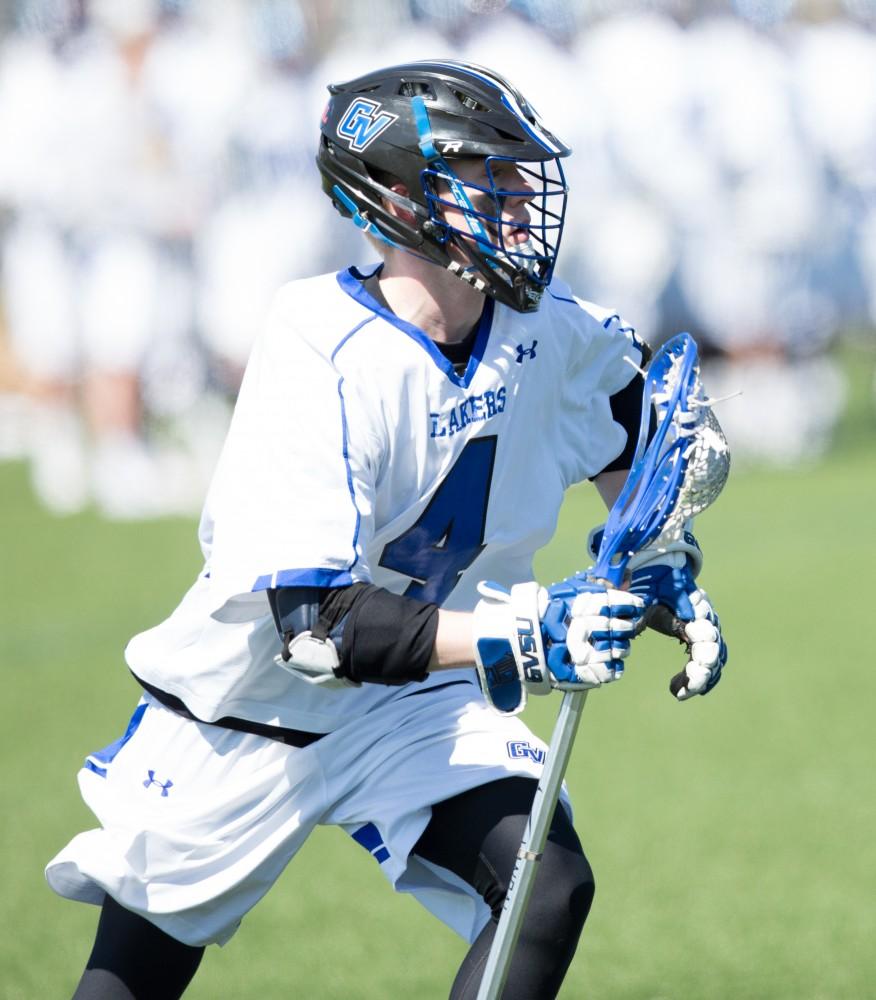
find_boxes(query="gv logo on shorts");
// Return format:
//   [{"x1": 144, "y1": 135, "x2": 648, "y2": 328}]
[
  {"x1": 143, "y1": 770, "x2": 173, "y2": 797},
  {"x1": 506, "y1": 740, "x2": 546, "y2": 765}
]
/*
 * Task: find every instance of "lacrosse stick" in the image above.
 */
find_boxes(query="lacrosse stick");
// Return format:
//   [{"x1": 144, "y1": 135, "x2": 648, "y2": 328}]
[{"x1": 476, "y1": 333, "x2": 730, "y2": 1000}]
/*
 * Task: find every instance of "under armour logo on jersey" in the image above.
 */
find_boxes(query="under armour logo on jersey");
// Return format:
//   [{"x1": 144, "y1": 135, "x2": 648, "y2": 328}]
[
  {"x1": 337, "y1": 98, "x2": 398, "y2": 152},
  {"x1": 506, "y1": 740, "x2": 546, "y2": 765},
  {"x1": 515, "y1": 341, "x2": 538, "y2": 363},
  {"x1": 143, "y1": 770, "x2": 173, "y2": 797}
]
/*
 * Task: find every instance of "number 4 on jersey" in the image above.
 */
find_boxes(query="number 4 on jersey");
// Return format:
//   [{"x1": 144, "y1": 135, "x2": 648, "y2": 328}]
[{"x1": 379, "y1": 436, "x2": 497, "y2": 605}]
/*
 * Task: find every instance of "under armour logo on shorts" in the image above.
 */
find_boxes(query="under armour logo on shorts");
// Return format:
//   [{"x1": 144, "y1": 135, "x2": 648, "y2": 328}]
[
  {"x1": 515, "y1": 341, "x2": 537, "y2": 363},
  {"x1": 506, "y1": 740, "x2": 545, "y2": 764},
  {"x1": 143, "y1": 770, "x2": 173, "y2": 797}
]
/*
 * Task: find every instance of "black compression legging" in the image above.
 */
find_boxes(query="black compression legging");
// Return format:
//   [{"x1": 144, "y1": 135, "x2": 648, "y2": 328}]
[
  {"x1": 72, "y1": 894, "x2": 204, "y2": 999},
  {"x1": 414, "y1": 776, "x2": 595, "y2": 999},
  {"x1": 71, "y1": 777, "x2": 593, "y2": 1000}
]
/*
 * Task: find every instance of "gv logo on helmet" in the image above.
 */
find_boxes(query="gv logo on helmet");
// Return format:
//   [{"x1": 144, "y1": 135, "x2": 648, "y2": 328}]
[{"x1": 337, "y1": 98, "x2": 398, "y2": 152}]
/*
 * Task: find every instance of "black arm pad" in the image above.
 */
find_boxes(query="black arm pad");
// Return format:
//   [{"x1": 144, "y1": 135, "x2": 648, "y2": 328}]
[
  {"x1": 324, "y1": 584, "x2": 439, "y2": 685},
  {"x1": 268, "y1": 583, "x2": 440, "y2": 685}
]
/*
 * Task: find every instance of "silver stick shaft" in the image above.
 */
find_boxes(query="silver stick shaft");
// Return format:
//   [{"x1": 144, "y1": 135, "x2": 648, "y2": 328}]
[{"x1": 476, "y1": 689, "x2": 589, "y2": 1000}]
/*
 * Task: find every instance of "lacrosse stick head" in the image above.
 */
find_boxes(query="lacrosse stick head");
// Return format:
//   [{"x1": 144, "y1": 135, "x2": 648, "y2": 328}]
[{"x1": 593, "y1": 333, "x2": 730, "y2": 586}]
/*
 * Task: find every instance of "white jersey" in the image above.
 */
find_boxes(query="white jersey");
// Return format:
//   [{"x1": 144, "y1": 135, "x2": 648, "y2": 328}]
[{"x1": 126, "y1": 265, "x2": 642, "y2": 732}]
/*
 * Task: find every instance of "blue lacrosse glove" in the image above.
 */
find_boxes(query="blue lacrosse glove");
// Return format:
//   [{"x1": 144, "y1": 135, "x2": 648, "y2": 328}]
[
  {"x1": 626, "y1": 537, "x2": 728, "y2": 701},
  {"x1": 541, "y1": 577, "x2": 645, "y2": 687},
  {"x1": 588, "y1": 523, "x2": 727, "y2": 700},
  {"x1": 472, "y1": 577, "x2": 645, "y2": 714}
]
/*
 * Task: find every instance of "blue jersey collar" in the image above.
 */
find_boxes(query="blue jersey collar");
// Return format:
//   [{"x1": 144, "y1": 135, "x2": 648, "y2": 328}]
[{"x1": 337, "y1": 265, "x2": 494, "y2": 389}]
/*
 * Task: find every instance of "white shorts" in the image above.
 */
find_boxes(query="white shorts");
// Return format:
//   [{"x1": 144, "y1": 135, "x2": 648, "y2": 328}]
[
  {"x1": 46, "y1": 686, "x2": 562, "y2": 948},
  {"x1": 2, "y1": 218, "x2": 78, "y2": 380}
]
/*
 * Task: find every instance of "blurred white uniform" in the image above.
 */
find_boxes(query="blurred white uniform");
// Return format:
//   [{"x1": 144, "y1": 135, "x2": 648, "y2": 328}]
[
  {"x1": 61, "y1": 21, "x2": 201, "y2": 379},
  {"x1": 791, "y1": 22, "x2": 876, "y2": 331},
  {"x1": 0, "y1": 29, "x2": 75, "y2": 374},
  {"x1": 676, "y1": 18, "x2": 846, "y2": 464},
  {"x1": 0, "y1": 7, "x2": 232, "y2": 517},
  {"x1": 195, "y1": 3, "x2": 323, "y2": 375},
  {"x1": 680, "y1": 18, "x2": 827, "y2": 352},
  {"x1": 566, "y1": 14, "x2": 688, "y2": 342},
  {"x1": 0, "y1": 26, "x2": 89, "y2": 510}
]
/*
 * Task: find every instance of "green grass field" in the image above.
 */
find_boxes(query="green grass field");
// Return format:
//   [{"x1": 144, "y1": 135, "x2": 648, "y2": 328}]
[{"x1": 2, "y1": 344, "x2": 875, "y2": 999}]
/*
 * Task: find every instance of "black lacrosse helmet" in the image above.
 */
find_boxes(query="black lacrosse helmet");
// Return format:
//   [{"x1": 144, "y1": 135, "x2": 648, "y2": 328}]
[{"x1": 316, "y1": 60, "x2": 571, "y2": 313}]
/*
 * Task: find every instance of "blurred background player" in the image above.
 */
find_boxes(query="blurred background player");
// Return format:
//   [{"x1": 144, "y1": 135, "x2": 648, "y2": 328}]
[
  {"x1": 193, "y1": 0, "x2": 329, "y2": 389},
  {"x1": 0, "y1": 0, "x2": 206, "y2": 517},
  {"x1": 0, "y1": 0, "x2": 88, "y2": 511}
]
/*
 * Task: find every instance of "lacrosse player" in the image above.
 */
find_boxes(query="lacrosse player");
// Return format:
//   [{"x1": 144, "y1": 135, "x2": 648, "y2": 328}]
[{"x1": 47, "y1": 61, "x2": 727, "y2": 999}]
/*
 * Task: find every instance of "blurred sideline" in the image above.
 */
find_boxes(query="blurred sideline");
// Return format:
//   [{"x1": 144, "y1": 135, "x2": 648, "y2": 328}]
[{"x1": 1, "y1": 0, "x2": 874, "y2": 519}]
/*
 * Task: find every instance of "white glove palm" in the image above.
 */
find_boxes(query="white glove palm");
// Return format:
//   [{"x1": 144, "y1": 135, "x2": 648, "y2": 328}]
[
  {"x1": 592, "y1": 522, "x2": 728, "y2": 702},
  {"x1": 643, "y1": 587, "x2": 726, "y2": 700}
]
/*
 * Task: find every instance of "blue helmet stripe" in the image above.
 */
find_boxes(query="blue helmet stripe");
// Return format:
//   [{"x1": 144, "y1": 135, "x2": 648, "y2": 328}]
[
  {"x1": 411, "y1": 94, "x2": 438, "y2": 160},
  {"x1": 411, "y1": 95, "x2": 499, "y2": 264}
]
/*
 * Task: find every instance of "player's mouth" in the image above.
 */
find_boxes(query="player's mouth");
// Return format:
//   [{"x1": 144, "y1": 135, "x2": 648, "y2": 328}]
[{"x1": 503, "y1": 225, "x2": 531, "y2": 246}]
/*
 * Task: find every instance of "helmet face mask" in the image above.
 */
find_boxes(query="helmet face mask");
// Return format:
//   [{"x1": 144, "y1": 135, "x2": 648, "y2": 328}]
[
  {"x1": 422, "y1": 154, "x2": 568, "y2": 310},
  {"x1": 317, "y1": 60, "x2": 571, "y2": 313}
]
